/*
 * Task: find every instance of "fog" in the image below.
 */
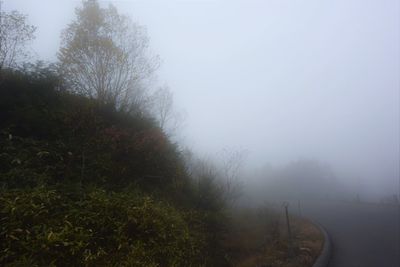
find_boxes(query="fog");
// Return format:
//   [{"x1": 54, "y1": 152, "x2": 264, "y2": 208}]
[{"x1": 4, "y1": 0, "x2": 399, "y2": 200}]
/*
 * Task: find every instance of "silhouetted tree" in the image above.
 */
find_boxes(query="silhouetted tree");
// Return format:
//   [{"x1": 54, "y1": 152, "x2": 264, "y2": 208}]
[
  {"x1": 152, "y1": 85, "x2": 173, "y2": 130},
  {"x1": 151, "y1": 85, "x2": 186, "y2": 136},
  {"x1": 0, "y1": 5, "x2": 36, "y2": 72},
  {"x1": 277, "y1": 159, "x2": 337, "y2": 199},
  {"x1": 220, "y1": 149, "x2": 247, "y2": 205},
  {"x1": 58, "y1": 0, "x2": 158, "y2": 113}
]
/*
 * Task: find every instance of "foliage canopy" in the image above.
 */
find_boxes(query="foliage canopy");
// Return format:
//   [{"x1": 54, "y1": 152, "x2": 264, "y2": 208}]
[
  {"x1": 58, "y1": 0, "x2": 158, "y2": 113},
  {"x1": 0, "y1": 8, "x2": 36, "y2": 71}
]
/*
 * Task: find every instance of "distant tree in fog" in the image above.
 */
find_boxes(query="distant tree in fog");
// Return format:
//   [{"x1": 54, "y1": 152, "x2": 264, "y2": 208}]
[
  {"x1": 220, "y1": 149, "x2": 247, "y2": 205},
  {"x1": 58, "y1": 0, "x2": 158, "y2": 113},
  {"x1": 151, "y1": 85, "x2": 186, "y2": 135},
  {"x1": 152, "y1": 85, "x2": 173, "y2": 130},
  {"x1": 185, "y1": 156, "x2": 225, "y2": 211},
  {"x1": 183, "y1": 150, "x2": 247, "y2": 208},
  {"x1": 277, "y1": 159, "x2": 337, "y2": 199},
  {"x1": 0, "y1": 6, "x2": 36, "y2": 72}
]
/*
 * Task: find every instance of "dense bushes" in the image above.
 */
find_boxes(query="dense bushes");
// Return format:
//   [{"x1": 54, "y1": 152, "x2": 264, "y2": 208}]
[
  {"x1": 0, "y1": 187, "x2": 205, "y2": 266},
  {"x1": 0, "y1": 68, "x2": 228, "y2": 266},
  {"x1": 0, "y1": 68, "x2": 185, "y2": 191}
]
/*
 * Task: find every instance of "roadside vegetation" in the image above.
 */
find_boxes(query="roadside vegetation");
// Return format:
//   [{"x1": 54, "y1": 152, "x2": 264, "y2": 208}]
[
  {"x1": 0, "y1": 1, "x2": 323, "y2": 266},
  {"x1": 224, "y1": 207, "x2": 323, "y2": 267},
  {"x1": 0, "y1": 66, "x2": 230, "y2": 266}
]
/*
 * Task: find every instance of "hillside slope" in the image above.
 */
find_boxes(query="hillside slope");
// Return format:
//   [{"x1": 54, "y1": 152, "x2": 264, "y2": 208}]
[{"x1": 0, "y1": 67, "x2": 227, "y2": 267}]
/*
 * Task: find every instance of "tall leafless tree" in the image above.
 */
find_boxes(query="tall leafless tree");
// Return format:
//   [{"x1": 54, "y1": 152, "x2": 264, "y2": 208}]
[
  {"x1": 151, "y1": 85, "x2": 186, "y2": 136},
  {"x1": 0, "y1": 4, "x2": 36, "y2": 72},
  {"x1": 58, "y1": 0, "x2": 158, "y2": 113},
  {"x1": 152, "y1": 85, "x2": 174, "y2": 130},
  {"x1": 220, "y1": 148, "x2": 248, "y2": 205}
]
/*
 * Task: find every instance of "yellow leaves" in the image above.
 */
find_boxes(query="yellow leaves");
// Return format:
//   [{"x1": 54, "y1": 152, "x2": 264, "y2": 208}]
[
  {"x1": 9, "y1": 234, "x2": 19, "y2": 240},
  {"x1": 36, "y1": 151, "x2": 50, "y2": 158},
  {"x1": 1, "y1": 187, "x2": 204, "y2": 266},
  {"x1": 47, "y1": 231, "x2": 54, "y2": 240},
  {"x1": 11, "y1": 158, "x2": 21, "y2": 165},
  {"x1": 64, "y1": 220, "x2": 73, "y2": 227}
]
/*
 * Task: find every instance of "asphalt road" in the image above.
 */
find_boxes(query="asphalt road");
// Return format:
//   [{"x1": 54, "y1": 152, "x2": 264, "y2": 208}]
[{"x1": 301, "y1": 200, "x2": 400, "y2": 267}]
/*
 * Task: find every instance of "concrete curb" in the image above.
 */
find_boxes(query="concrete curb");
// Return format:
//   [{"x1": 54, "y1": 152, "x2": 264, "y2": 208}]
[{"x1": 311, "y1": 221, "x2": 331, "y2": 267}]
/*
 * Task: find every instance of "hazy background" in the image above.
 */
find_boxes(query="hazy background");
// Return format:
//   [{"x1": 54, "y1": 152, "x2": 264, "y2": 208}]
[{"x1": 3, "y1": 0, "x2": 399, "y2": 198}]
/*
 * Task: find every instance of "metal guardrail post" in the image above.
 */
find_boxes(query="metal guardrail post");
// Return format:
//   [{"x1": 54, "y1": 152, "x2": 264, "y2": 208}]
[{"x1": 283, "y1": 201, "x2": 293, "y2": 257}]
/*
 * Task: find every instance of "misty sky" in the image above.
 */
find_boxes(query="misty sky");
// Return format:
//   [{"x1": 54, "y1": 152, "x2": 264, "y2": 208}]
[{"x1": 3, "y1": 0, "x2": 399, "y2": 194}]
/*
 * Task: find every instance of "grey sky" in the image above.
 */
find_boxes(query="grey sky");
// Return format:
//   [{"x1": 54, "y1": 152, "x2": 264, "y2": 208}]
[{"x1": 3, "y1": 0, "x2": 399, "y2": 194}]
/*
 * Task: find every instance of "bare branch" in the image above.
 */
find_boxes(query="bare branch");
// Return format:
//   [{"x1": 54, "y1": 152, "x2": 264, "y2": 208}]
[
  {"x1": 0, "y1": 8, "x2": 36, "y2": 72},
  {"x1": 58, "y1": 0, "x2": 158, "y2": 112}
]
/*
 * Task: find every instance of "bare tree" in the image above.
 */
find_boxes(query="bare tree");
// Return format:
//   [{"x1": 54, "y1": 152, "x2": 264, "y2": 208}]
[
  {"x1": 0, "y1": 4, "x2": 36, "y2": 72},
  {"x1": 151, "y1": 85, "x2": 186, "y2": 135},
  {"x1": 58, "y1": 0, "x2": 158, "y2": 113},
  {"x1": 184, "y1": 149, "x2": 247, "y2": 208},
  {"x1": 152, "y1": 85, "x2": 173, "y2": 129},
  {"x1": 185, "y1": 155, "x2": 225, "y2": 210},
  {"x1": 219, "y1": 148, "x2": 248, "y2": 205}
]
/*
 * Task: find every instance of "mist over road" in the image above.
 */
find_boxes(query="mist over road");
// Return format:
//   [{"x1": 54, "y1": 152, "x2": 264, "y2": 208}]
[{"x1": 301, "y1": 200, "x2": 400, "y2": 267}]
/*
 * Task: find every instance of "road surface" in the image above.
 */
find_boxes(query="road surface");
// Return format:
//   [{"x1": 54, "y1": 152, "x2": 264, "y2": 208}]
[{"x1": 301, "y1": 200, "x2": 400, "y2": 267}]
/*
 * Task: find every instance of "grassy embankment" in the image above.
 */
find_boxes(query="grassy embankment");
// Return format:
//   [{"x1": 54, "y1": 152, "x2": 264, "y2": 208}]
[
  {"x1": 0, "y1": 67, "x2": 323, "y2": 266},
  {"x1": 0, "y1": 67, "x2": 227, "y2": 266},
  {"x1": 225, "y1": 207, "x2": 324, "y2": 267}
]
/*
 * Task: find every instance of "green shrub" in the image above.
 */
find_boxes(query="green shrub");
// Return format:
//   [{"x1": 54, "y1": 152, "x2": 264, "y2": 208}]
[
  {"x1": 0, "y1": 186, "x2": 206, "y2": 266},
  {"x1": 0, "y1": 68, "x2": 186, "y2": 191},
  {"x1": 0, "y1": 67, "x2": 229, "y2": 266}
]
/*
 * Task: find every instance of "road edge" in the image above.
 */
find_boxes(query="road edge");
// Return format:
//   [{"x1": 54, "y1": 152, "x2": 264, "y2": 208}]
[{"x1": 311, "y1": 221, "x2": 331, "y2": 267}]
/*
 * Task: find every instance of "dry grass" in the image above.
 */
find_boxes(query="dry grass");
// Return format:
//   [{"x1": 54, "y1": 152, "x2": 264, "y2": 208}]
[{"x1": 224, "y1": 206, "x2": 323, "y2": 267}]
